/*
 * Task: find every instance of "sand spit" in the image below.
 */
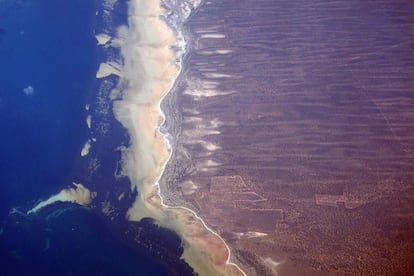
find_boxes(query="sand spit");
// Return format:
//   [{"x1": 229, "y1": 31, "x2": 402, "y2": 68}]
[
  {"x1": 111, "y1": 0, "x2": 245, "y2": 275},
  {"x1": 96, "y1": 61, "x2": 122, "y2": 78},
  {"x1": 27, "y1": 183, "x2": 96, "y2": 214},
  {"x1": 95, "y1": 33, "x2": 112, "y2": 45}
]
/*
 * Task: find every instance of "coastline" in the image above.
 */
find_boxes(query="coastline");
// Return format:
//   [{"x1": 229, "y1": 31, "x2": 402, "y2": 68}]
[{"x1": 112, "y1": 0, "x2": 245, "y2": 275}]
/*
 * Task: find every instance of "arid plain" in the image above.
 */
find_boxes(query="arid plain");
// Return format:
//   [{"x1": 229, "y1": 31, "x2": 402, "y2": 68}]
[{"x1": 160, "y1": 0, "x2": 414, "y2": 275}]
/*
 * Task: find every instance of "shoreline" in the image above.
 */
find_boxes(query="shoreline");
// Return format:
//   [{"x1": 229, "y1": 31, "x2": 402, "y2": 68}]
[{"x1": 113, "y1": 0, "x2": 246, "y2": 275}]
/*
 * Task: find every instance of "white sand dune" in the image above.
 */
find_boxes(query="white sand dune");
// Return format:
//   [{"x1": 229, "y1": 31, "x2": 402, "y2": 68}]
[
  {"x1": 86, "y1": 115, "x2": 92, "y2": 129},
  {"x1": 81, "y1": 139, "x2": 92, "y2": 156}
]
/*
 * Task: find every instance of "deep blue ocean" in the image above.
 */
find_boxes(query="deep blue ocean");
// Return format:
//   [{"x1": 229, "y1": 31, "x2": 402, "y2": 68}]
[{"x1": 0, "y1": 0, "x2": 193, "y2": 275}]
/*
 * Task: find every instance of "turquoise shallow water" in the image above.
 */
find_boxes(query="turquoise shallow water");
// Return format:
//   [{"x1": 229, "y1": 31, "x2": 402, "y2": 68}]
[{"x1": 0, "y1": 0, "x2": 194, "y2": 274}]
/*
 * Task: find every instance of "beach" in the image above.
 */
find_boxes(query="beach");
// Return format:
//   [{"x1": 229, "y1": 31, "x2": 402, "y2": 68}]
[
  {"x1": 111, "y1": 0, "x2": 245, "y2": 275},
  {"x1": 2, "y1": 0, "x2": 413, "y2": 274}
]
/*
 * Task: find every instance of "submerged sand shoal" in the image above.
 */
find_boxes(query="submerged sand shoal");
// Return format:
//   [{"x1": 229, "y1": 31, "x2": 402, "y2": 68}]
[{"x1": 111, "y1": 0, "x2": 245, "y2": 275}]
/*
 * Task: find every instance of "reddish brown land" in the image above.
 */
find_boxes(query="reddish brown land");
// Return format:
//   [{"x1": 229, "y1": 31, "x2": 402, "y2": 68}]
[{"x1": 161, "y1": 0, "x2": 414, "y2": 275}]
